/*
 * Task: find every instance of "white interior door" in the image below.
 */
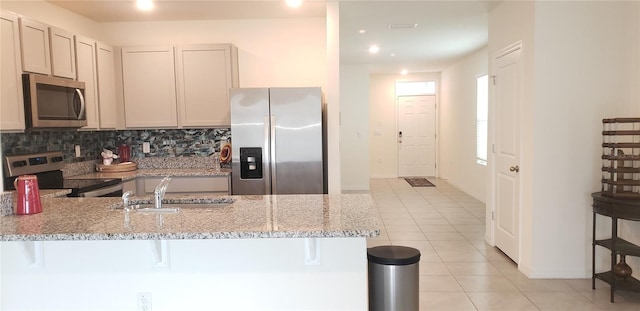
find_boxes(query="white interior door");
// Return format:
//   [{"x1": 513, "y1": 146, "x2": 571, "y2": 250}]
[
  {"x1": 493, "y1": 44, "x2": 522, "y2": 263},
  {"x1": 398, "y1": 95, "x2": 436, "y2": 177}
]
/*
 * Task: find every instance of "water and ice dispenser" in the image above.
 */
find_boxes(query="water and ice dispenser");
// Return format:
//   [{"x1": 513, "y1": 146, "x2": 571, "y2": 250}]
[{"x1": 239, "y1": 147, "x2": 262, "y2": 179}]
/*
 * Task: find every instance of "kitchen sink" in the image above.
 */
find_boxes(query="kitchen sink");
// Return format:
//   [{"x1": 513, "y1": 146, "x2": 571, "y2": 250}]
[
  {"x1": 134, "y1": 205, "x2": 181, "y2": 213},
  {"x1": 131, "y1": 201, "x2": 232, "y2": 213}
]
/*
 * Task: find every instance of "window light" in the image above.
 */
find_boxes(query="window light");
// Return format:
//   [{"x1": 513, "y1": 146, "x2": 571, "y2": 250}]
[{"x1": 396, "y1": 81, "x2": 435, "y2": 96}]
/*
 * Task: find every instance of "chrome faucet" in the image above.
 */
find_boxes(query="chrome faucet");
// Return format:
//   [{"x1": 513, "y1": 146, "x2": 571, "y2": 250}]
[
  {"x1": 122, "y1": 190, "x2": 134, "y2": 211},
  {"x1": 154, "y1": 176, "x2": 172, "y2": 209}
]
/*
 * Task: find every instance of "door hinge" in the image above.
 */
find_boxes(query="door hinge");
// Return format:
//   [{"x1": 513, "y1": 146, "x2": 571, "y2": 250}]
[
  {"x1": 491, "y1": 211, "x2": 495, "y2": 220},
  {"x1": 491, "y1": 75, "x2": 496, "y2": 85},
  {"x1": 492, "y1": 144, "x2": 495, "y2": 153}
]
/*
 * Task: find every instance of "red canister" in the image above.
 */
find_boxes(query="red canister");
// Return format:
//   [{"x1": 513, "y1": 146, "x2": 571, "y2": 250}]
[
  {"x1": 14, "y1": 175, "x2": 42, "y2": 215},
  {"x1": 118, "y1": 144, "x2": 131, "y2": 163}
]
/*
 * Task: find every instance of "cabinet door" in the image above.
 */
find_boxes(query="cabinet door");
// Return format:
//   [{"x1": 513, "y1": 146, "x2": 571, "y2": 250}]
[
  {"x1": 75, "y1": 35, "x2": 99, "y2": 129},
  {"x1": 122, "y1": 46, "x2": 177, "y2": 128},
  {"x1": 175, "y1": 44, "x2": 238, "y2": 127},
  {"x1": 49, "y1": 26, "x2": 76, "y2": 79},
  {"x1": 96, "y1": 42, "x2": 117, "y2": 129},
  {"x1": 1, "y1": 11, "x2": 25, "y2": 131},
  {"x1": 19, "y1": 17, "x2": 50, "y2": 75}
]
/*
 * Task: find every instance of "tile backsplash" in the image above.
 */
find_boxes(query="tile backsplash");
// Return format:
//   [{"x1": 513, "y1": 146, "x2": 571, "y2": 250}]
[{"x1": 1, "y1": 128, "x2": 231, "y2": 163}]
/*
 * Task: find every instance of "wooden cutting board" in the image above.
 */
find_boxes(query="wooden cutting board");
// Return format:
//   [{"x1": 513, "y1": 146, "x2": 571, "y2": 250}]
[{"x1": 96, "y1": 162, "x2": 138, "y2": 172}]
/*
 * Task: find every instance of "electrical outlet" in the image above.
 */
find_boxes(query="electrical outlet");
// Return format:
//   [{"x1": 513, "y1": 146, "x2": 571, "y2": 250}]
[
  {"x1": 143, "y1": 142, "x2": 150, "y2": 154},
  {"x1": 137, "y1": 292, "x2": 151, "y2": 311},
  {"x1": 74, "y1": 145, "x2": 81, "y2": 157}
]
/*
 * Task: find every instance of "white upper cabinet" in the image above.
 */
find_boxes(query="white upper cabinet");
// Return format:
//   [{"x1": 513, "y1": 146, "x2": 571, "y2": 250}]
[
  {"x1": 121, "y1": 46, "x2": 178, "y2": 128},
  {"x1": 75, "y1": 35, "x2": 99, "y2": 129},
  {"x1": 49, "y1": 26, "x2": 76, "y2": 79},
  {"x1": 19, "y1": 17, "x2": 51, "y2": 75},
  {"x1": 175, "y1": 44, "x2": 239, "y2": 127},
  {"x1": 1, "y1": 11, "x2": 25, "y2": 131},
  {"x1": 96, "y1": 42, "x2": 117, "y2": 129}
]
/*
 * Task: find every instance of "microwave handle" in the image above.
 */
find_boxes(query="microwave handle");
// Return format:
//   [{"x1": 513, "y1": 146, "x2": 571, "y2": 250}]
[{"x1": 74, "y1": 88, "x2": 85, "y2": 120}]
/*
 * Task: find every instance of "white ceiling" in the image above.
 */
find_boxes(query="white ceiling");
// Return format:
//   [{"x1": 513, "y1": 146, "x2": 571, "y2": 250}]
[
  {"x1": 340, "y1": 1, "x2": 496, "y2": 73},
  {"x1": 46, "y1": 0, "x2": 497, "y2": 74},
  {"x1": 48, "y1": 0, "x2": 327, "y2": 22}
]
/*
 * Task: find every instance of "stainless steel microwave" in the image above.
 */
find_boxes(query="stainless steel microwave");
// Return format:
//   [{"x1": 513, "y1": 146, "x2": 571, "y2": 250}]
[{"x1": 23, "y1": 73, "x2": 87, "y2": 128}]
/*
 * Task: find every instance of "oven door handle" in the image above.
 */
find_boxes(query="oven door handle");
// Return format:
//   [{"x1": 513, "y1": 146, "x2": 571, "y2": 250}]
[{"x1": 78, "y1": 183, "x2": 123, "y2": 197}]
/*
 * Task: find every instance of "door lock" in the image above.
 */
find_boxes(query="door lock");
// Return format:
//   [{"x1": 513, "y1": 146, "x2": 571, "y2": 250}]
[
  {"x1": 398, "y1": 131, "x2": 402, "y2": 143},
  {"x1": 509, "y1": 165, "x2": 520, "y2": 173}
]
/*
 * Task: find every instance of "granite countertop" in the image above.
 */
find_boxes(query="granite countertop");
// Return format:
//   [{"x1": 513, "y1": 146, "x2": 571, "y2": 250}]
[
  {"x1": 67, "y1": 168, "x2": 231, "y2": 181},
  {"x1": 0, "y1": 189, "x2": 72, "y2": 216},
  {"x1": 0, "y1": 194, "x2": 380, "y2": 242}
]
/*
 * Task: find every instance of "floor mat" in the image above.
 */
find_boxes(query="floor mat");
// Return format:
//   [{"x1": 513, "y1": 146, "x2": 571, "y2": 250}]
[{"x1": 404, "y1": 178, "x2": 435, "y2": 187}]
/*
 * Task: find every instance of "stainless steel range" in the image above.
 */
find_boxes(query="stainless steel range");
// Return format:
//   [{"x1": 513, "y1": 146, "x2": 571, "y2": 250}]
[{"x1": 3, "y1": 151, "x2": 123, "y2": 197}]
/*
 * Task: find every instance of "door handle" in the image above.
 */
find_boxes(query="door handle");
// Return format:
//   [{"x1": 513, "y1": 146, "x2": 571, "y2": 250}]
[{"x1": 509, "y1": 165, "x2": 520, "y2": 173}]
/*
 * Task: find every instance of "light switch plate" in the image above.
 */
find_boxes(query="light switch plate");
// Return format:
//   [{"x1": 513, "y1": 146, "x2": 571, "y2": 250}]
[{"x1": 143, "y1": 142, "x2": 150, "y2": 153}]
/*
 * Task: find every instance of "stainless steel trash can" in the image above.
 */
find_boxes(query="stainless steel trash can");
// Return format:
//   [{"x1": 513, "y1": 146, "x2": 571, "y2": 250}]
[{"x1": 367, "y1": 245, "x2": 421, "y2": 311}]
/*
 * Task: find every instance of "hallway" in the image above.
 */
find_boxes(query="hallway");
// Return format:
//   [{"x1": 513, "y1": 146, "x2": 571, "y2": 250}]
[{"x1": 366, "y1": 178, "x2": 640, "y2": 310}]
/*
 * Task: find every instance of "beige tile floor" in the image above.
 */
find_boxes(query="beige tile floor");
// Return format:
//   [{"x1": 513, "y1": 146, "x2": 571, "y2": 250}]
[{"x1": 366, "y1": 178, "x2": 640, "y2": 311}]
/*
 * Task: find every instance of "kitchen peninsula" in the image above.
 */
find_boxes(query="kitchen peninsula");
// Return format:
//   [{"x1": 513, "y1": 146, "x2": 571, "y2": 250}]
[{"x1": 0, "y1": 193, "x2": 379, "y2": 311}]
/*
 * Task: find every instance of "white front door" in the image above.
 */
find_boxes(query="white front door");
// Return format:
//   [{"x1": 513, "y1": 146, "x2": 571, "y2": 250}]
[
  {"x1": 398, "y1": 95, "x2": 436, "y2": 177},
  {"x1": 493, "y1": 43, "x2": 522, "y2": 263}
]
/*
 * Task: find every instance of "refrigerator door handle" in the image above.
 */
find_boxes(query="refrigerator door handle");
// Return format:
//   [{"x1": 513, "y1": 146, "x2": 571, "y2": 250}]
[
  {"x1": 264, "y1": 115, "x2": 271, "y2": 194},
  {"x1": 270, "y1": 115, "x2": 277, "y2": 194}
]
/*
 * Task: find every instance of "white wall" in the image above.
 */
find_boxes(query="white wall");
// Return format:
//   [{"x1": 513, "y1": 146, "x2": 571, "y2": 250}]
[
  {"x1": 439, "y1": 46, "x2": 488, "y2": 202},
  {"x1": 340, "y1": 65, "x2": 370, "y2": 191},
  {"x1": 369, "y1": 72, "x2": 441, "y2": 178},
  {"x1": 529, "y1": 1, "x2": 640, "y2": 278},
  {"x1": 490, "y1": 0, "x2": 640, "y2": 278},
  {"x1": 326, "y1": 2, "x2": 341, "y2": 194},
  {"x1": 487, "y1": 0, "x2": 536, "y2": 275}
]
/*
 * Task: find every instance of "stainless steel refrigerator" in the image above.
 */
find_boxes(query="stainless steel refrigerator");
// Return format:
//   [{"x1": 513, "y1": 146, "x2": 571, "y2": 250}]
[{"x1": 230, "y1": 87, "x2": 325, "y2": 195}]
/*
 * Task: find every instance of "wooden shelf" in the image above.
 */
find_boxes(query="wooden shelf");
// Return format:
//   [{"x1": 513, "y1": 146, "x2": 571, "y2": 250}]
[
  {"x1": 601, "y1": 179, "x2": 640, "y2": 186},
  {"x1": 595, "y1": 238, "x2": 640, "y2": 257},
  {"x1": 601, "y1": 155, "x2": 640, "y2": 161},
  {"x1": 592, "y1": 192, "x2": 640, "y2": 302},
  {"x1": 602, "y1": 167, "x2": 640, "y2": 173},
  {"x1": 603, "y1": 130, "x2": 640, "y2": 136},
  {"x1": 595, "y1": 271, "x2": 640, "y2": 293},
  {"x1": 602, "y1": 192, "x2": 640, "y2": 199},
  {"x1": 602, "y1": 142, "x2": 640, "y2": 148},
  {"x1": 603, "y1": 118, "x2": 640, "y2": 123}
]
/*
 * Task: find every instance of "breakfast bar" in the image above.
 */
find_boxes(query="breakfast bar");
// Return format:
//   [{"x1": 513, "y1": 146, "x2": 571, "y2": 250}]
[{"x1": 0, "y1": 194, "x2": 379, "y2": 311}]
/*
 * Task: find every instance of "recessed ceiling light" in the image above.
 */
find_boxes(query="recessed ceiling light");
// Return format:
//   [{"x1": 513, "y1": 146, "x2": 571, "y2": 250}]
[
  {"x1": 390, "y1": 53, "x2": 396, "y2": 57},
  {"x1": 359, "y1": 29, "x2": 366, "y2": 34},
  {"x1": 136, "y1": 0, "x2": 154, "y2": 11},
  {"x1": 401, "y1": 69, "x2": 408, "y2": 75},
  {"x1": 369, "y1": 45, "x2": 380, "y2": 54},
  {"x1": 286, "y1": 0, "x2": 303, "y2": 8}
]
